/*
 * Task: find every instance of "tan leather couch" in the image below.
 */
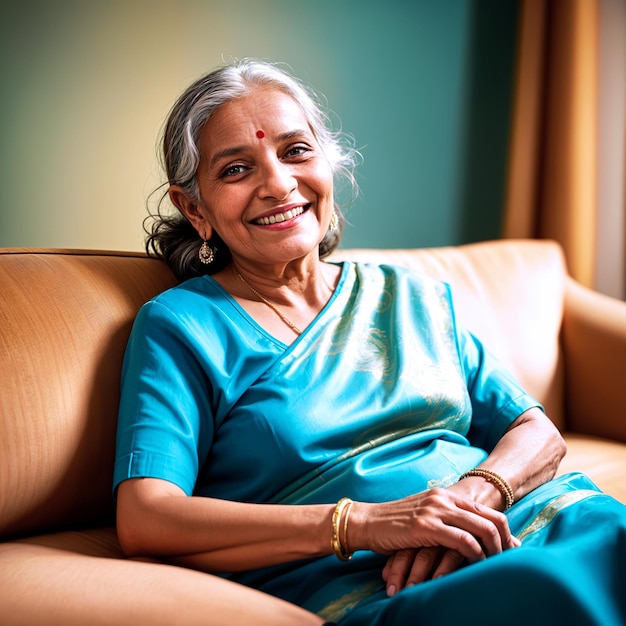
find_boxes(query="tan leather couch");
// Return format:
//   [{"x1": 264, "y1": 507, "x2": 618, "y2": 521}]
[{"x1": 1, "y1": 239, "x2": 625, "y2": 623}]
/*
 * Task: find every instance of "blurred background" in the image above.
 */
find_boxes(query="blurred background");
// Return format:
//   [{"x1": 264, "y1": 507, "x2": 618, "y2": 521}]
[
  {"x1": 0, "y1": 0, "x2": 624, "y2": 296},
  {"x1": 0, "y1": 0, "x2": 518, "y2": 251}
]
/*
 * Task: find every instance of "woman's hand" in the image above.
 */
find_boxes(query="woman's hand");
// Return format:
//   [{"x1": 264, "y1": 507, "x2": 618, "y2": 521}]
[
  {"x1": 368, "y1": 490, "x2": 520, "y2": 596},
  {"x1": 351, "y1": 487, "x2": 517, "y2": 561},
  {"x1": 371, "y1": 405, "x2": 566, "y2": 595},
  {"x1": 382, "y1": 547, "x2": 466, "y2": 595}
]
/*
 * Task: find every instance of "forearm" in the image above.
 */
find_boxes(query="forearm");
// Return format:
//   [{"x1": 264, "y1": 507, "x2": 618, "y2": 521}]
[
  {"x1": 117, "y1": 478, "x2": 335, "y2": 571},
  {"x1": 117, "y1": 408, "x2": 563, "y2": 573},
  {"x1": 372, "y1": 408, "x2": 566, "y2": 595},
  {"x1": 454, "y1": 407, "x2": 567, "y2": 509}
]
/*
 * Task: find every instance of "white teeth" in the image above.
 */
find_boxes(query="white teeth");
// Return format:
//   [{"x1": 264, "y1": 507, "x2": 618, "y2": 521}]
[{"x1": 255, "y1": 205, "x2": 305, "y2": 225}]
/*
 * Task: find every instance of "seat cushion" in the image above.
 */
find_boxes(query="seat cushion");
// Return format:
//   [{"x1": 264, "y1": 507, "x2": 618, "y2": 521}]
[{"x1": 558, "y1": 433, "x2": 626, "y2": 503}]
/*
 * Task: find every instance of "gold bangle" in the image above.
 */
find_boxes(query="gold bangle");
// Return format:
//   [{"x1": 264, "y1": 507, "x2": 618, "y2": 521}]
[
  {"x1": 331, "y1": 497, "x2": 354, "y2": 561},
  {"x1": 342, "y1": 499, "x2": 354, "y2": 556},
  {"x1": 458, "y1": 468, "x2": 515, "y2": 510}
]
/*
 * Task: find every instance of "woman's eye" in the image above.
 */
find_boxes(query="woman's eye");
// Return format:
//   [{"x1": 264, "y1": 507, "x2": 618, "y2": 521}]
[
  {"x1": 221, "y1": 164, "x2": 247, "y2": 178},
  {"x1": 284, "y1": 145, "x2": 310, "y2": 158}
]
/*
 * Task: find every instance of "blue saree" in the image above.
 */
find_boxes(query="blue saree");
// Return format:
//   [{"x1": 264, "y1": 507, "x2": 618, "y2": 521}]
[{"x1": 114, "y1": 262, "x2": 626, "y2": 625}]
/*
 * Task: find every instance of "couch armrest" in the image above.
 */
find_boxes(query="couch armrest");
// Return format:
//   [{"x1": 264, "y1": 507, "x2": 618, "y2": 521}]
[
  {"x1": 562, "y1": 276, "x2": 626, "y2": 442},
  {"x1": 0, "y1": 529, "x2": 323, "y2": 626}
]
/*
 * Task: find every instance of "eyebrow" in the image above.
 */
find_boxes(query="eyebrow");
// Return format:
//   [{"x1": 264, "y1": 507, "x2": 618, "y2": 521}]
[
  {"x1": 208, "y1": 129, "x2": 312, "y2": 168},
  {"x1": 209, "y1": 146, "x2": 247, "y2": 169},
  {"x1": 277, "y1": 129, "x2": 310, "y2": 141}
]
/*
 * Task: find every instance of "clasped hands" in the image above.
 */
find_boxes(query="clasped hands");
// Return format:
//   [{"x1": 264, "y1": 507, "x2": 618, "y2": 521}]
[{"x1": 351, "y1": 484, "x2": 520, "y2": 597}]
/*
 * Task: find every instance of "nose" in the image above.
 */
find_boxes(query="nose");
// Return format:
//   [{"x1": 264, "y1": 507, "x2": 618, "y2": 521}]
[{"x1": 257, "y1": 158, "x2": 296, "y2": 200}]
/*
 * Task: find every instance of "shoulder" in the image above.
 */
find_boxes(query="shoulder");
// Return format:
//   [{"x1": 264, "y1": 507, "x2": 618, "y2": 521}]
[
  {"x1": 129, "y1": 276, "x2": 237, "y2": 349},
  {"x1": 348, "y1": 260, "x2": 452, "y2": 300},
  {"x1": 339, "y1": 261, "x2": 456, "y2": 332},
  {"x1": 149, "y1": 275, "x2": 216, "y2": 307},
  {"x1": 136, "y1": 276, "x2": 222, "y2": 322}
]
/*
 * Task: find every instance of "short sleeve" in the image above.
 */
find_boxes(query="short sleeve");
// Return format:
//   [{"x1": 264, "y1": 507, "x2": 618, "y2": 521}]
[
  {"x1": 455, "y1": 324, "x2": 543, "y2": 451},
  {"x1": 113, "y1": 300, "x2": 214, "y2": 496}
]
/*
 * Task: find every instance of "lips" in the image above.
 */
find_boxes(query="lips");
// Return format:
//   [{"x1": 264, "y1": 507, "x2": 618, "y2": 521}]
[{"x1": 252, "y1": 205, "x2": 307, "y2": 226}]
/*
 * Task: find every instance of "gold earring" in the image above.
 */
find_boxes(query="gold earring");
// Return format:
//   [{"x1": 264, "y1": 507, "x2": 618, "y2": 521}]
[
  {"x1": 329, "y1": 210, "x2": 339, "y2": 232},
  {"x1": 199, "y1": 240, "x2": 215, "y2": 264}
]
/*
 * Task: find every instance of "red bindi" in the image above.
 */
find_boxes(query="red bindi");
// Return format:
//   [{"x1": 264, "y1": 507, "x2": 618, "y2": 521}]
[{"x1": 256, "y1": 129, "x2": 265, "y2": 139}]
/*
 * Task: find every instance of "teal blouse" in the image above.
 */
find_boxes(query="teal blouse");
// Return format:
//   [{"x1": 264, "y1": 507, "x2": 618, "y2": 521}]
[
  {"x1": 114, "y1": 262, "x2": 626, "y2": 625},
  {"x1": 114, "y1": 262, "x2": 538, "y2": 503}
]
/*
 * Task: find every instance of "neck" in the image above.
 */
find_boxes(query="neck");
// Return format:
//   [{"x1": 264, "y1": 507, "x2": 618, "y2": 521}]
[
  {"x1": 230, "y1": 255, "x2": 332, "y2": 306},
  {"x1": 226, "y1": 258, "x2": 339, "y2": 339},
  {"x1": 235, "y1": 268, "x2": 303, "y2": 336}
]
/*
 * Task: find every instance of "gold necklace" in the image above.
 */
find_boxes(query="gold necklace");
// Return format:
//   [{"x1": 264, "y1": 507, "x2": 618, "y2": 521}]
[{"x1": 235, "y1": 270, "x2": 303, "y2": 336}]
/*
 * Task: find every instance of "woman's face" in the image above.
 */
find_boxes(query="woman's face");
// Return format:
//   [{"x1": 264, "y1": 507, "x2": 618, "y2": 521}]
[{"x1": 178, "y1": 87, "x2": 335, "y2": 270}]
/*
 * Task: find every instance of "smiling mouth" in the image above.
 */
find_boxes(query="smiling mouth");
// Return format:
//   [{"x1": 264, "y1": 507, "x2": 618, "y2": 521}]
[{"x1": 253, "y1": 205, "x2": 307, "y2": 226}]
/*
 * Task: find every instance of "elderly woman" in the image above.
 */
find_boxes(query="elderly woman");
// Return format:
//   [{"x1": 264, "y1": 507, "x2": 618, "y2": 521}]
[{"x1": 114, "y1": 59, "x2": 626, "y2": 625}]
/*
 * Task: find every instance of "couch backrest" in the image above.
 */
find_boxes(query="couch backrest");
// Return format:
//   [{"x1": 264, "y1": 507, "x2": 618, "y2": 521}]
[
  {"x1": 0, "y1": 250, "x2": 177, "y2": 538},
  {"x1": 0, "y1": 240, "x2": 567, "y2": 539}
]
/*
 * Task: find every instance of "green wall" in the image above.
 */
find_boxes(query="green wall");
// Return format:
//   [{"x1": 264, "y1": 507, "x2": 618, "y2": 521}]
[{"x1": 0, "y1": 0, "x2": 519, "y2": 252}]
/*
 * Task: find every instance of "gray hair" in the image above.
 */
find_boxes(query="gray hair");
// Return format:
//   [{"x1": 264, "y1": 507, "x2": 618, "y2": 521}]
[{"x1": 146, "y1": 58, "x2": 359, "y2": 281}]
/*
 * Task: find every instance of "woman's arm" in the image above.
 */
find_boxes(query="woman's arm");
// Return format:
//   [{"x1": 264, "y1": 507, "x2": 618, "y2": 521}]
[
  {"x1": 116, "y1": 478, "x2": 335, "y2": 571},
  {"x1": 450, "y1": 406, "x2": 566, "y2": 508},
  {"x1": 117, "y1": 474, "x2": 517, "y2": 574},
  {"x1": 379, "y1": 407, "x2": 566, "y2": 593},
  {"x1": 118, "y1": 478, "x2": 520, "y2": 576},
  {"x1": 117, "y1": 407, "x2": 561, "y2": 575}
]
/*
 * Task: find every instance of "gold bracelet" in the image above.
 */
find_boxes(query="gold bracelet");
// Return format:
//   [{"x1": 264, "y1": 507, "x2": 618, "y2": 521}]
[
  {"x1": 342, "y1": 498, "x2": 354, "y2": 557},
  {"x1": 331, "y1": 497, "x2": 354, "y2": 561},
  {"x1": 458, "y1": 468, "x2": 515, "y2": 510}
]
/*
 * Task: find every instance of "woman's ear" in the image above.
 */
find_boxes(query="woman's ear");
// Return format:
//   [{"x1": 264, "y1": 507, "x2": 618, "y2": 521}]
[{"x1": 169, "y1": 185, "x2": 213, "y2": 239}]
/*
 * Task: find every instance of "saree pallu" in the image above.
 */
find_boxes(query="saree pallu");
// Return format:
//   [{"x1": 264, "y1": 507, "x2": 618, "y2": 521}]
[{"x1": 114, "y1": 262, "x2": 626, "y2": 625}]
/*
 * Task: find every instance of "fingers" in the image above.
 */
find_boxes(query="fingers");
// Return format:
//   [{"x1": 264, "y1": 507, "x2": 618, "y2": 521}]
[
  {"x1": 368, "y1": 489, "x2": 519, "y2": 563},
  {"x1": 382, "y1": 549, "x2": 417, "y2": 597},
  {"x1": 383, "y1": 547, "x2": 466, "y2": 595},
  {"x1": 447, "y1": 481, "x2": 520, "y2": 550},
  {"x1": 375, "y1": 489, "x2": 521, "y2": 594},
  {"x1": 431, "y1": 548, "x2": 465, "y2": 579},
  {"x1": 449, "y1": 510, "x2": 503, "y2": 558},
  {"x1": 408, "y1": 492, "x2": 499, "y2": 561},
  {"x1": 455, "y1": 498, "x2": 518, "y2": 552},
  {"x1": 406, "y1": 547, "x2": 445, "y2": 585},
  {"x1": 423, "y1": 491, "x2": 516, "y2": 558}
]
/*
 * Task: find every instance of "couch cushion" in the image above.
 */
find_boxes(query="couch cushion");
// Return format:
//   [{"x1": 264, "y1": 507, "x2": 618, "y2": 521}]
[
  {"x1": 0, "y1": 250, "x2": 176, "y2": 538},
  {"x1": 0, "y1": 528, "x2": 317, "y2": 625},
  {"x1": 558, "y1": 433, "x2": 626, "y2": 502}
]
